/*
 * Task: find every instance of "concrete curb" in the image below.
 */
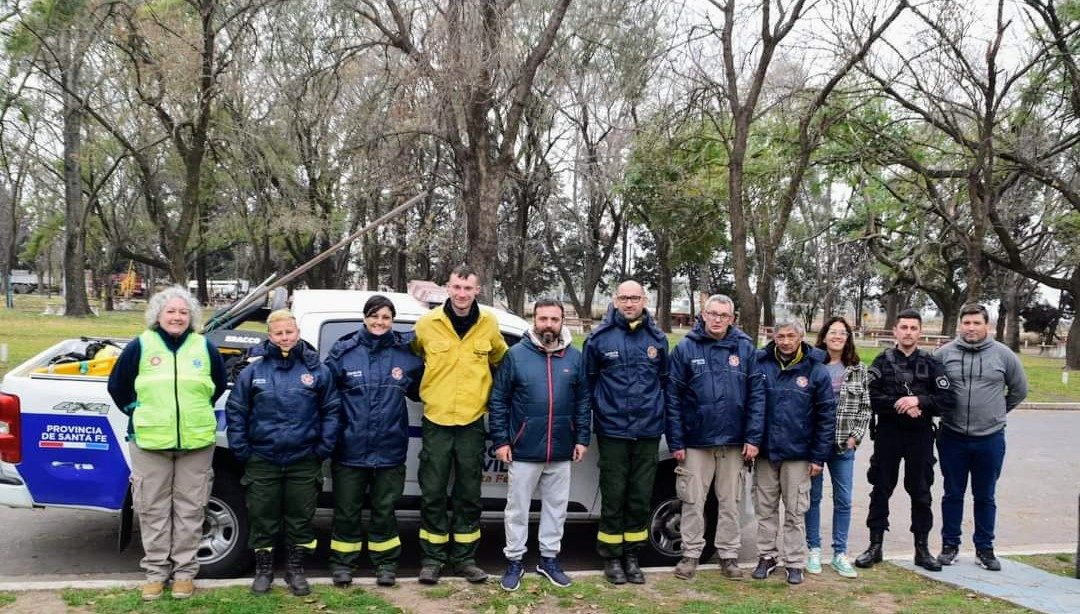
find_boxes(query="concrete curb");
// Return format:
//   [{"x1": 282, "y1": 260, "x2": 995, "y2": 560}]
[
  {"x1": 1016, "y1": 403, "x2": 1080, "y2": 411},
  {"x1": 1, "y1": 544, "x2": 1074, "y2": 592}
]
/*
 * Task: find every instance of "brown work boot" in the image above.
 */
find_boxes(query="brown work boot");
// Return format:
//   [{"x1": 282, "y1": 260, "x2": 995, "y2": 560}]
[
  {"x1": 674, "y1": 556, "x2": 698, "y2": 580},
  {"x1": 141, "y1": 581, "x2": 164, "y2": 602},
  {"x1": 171, "y1": 579, "x2": 195, "y2": 599},
  {"x1": 718, "y1": 558, "x2": 744, "y2": 579}
]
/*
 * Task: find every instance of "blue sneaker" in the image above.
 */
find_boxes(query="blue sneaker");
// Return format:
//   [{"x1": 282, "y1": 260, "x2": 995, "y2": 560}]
[
  {"x1": 501, "y1": 560, "x2": 525, "y2": 591},
  {"x1": 536, "y1": 556, "x2": 572, "y2": 588}
]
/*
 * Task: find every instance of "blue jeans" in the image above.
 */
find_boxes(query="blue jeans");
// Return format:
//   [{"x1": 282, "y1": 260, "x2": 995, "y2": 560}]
[
  {"x1": 938, "y1": 428, "x2": 1006, "y2": 551},
  {"x1": 804, "y1": 447, "x2": 855, "y2": 554}
]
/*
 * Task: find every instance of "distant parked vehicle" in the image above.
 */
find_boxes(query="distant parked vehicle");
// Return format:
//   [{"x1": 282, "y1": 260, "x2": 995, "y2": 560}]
[{"x1": 7, "y1": 269, "x2": 38, "y2": 294}]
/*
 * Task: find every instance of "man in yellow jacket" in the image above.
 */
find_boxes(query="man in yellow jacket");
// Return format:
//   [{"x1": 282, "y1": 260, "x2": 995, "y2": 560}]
[{"x1": 412, "y1": 265, "x2": 509, "y2": 584}]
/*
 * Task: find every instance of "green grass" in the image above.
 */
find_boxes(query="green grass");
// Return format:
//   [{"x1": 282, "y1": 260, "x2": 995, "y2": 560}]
[
  {"x1": 1008, "y1": 552, "x2": 1077, "y2": 578},
  {"x1": 0, "y1": 592, "x2": 15, "y2": 608},
  {"x1": 60, "y1": 584, "x2": 401, "y2": 613},
  {"x1": 0, "y1": 295, "x2": 146, "y2": 378},
  {"x1": 425, "y1": 563, "x2": 1030, "y2": 613}
]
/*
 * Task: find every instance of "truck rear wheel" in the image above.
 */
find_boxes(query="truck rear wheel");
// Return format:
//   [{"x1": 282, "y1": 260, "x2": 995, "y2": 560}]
[
  {"x1": 197, "y1": 469, "x2": 251, "y2": 578},
  {"x1": 641, "y1": 460, "x2": 717, "y2": 565}
]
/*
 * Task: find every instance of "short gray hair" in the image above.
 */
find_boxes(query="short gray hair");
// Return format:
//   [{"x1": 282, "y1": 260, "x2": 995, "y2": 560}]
[
  {"x1": 773, "y1": 319, "x2": 804, "y2": 336},
  {"x1": 145, "y1": 285, "x2": 202, "y2": 331},
  {"x1": 705, "y1": 294, "x2": 734, "y2": 311}
]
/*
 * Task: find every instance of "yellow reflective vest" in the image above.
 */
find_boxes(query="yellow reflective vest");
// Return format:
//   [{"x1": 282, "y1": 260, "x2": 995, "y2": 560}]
[
  {"x1": 412, "y1": 306, "x2": 508, "y2": 426},
  {"x1": 132, "y1": 329, "x2": 217, "y2": 450}
]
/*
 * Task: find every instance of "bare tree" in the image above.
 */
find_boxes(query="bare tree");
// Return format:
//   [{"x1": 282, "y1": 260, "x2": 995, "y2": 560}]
[
  {"x1": 696, "y1": 0, "x2": 906, "y2": 338},
  {"x1": 352, "y1": 0, "x2": 572, "y2": 302},
  {"x1": 10, "y1": 0, "x2": 119, "y2": 314}
]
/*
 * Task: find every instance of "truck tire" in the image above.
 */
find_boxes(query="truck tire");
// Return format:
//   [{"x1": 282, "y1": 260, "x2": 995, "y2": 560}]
[
  {"x1": 197, "y1": 469, "x2": 252, "y2": 578},
  {"x1": 641, "y1": 460, "x2": 717, "y2": 565}
]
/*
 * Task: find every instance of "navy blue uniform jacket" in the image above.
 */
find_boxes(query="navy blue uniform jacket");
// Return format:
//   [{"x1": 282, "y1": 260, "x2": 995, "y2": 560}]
[
  {"x1": 226, "y1": 339, "x2": 341, "y2": 465},
  {"x1": 666, "y1": 319, "x2": 765, "y2": 451},
  {"x1": 583, "y1": 305, "x2": 668, "y2": 440},
  {"x1": 324, "y1": 326, "x2": 423, "y2": 468},
  {"x1": 756, "y1": 341, "x2": 836, "y2": 465},
  {"x1": 488, "y1": 332, "x2": 591, "y2": 463}
]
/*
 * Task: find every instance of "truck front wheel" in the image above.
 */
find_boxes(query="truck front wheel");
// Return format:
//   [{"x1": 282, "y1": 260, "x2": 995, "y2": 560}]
[{"x1": 197, "y1": 469, "x2": 252, "y2": 578}]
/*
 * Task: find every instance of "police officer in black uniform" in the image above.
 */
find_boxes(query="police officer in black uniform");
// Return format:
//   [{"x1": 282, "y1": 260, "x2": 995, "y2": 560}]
[{"x1": 854, "y1": 309, "x2": 955, "y2": 571}]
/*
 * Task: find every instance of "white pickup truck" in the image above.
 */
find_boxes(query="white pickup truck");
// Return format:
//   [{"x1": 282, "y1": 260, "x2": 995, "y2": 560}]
[{"x1": 0, "y1": 289, "x2": 691, "y2": 578}]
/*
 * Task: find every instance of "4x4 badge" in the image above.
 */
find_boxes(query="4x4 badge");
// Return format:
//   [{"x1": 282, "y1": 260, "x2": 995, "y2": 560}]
[{"x1": 53, "y1": 401, "x2": 111, "y2": 415}]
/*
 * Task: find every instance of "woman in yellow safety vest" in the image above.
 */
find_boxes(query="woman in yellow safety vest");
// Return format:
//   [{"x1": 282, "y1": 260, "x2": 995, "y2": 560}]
[{"x1": 107, "y1": 286, "x2": 227, "y2": 602}]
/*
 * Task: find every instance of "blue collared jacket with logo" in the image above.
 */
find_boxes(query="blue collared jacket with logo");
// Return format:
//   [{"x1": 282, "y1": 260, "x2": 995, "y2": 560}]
[
  {"x1": 226, "y1": 339, "x2": 341, "y2": 466},
  {"x1": 755, "y1": 341, "x2": 836, "y2": 466},
  {"x1": 488, "y1": 328, "x2": 591, "y2": 463},
  {"x1": 583, "y1": 305, "x2": 668, "y2": 440},
  {"x1": 665, "y1": 319, "x2": 765, "y2": 452},
  {"x1": 324, "y1": 326, "x2": 424, "y2": 468}
]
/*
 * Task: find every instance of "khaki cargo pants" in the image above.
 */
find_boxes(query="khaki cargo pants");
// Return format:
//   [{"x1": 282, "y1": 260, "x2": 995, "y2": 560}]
[
  {"x1": 676, "y1": 445, "x2": 745, "y2": 560},
  {"x1": 752, "y1": 459, "x2": 811, "y2": 569},
  {"x1": 129, "y1": 443, "x2": 214, "y2": 582}
]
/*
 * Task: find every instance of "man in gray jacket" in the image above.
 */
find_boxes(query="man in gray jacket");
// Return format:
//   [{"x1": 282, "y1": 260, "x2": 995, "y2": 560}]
[{"x1": 934, "y1": 303, "x2": 1028, "y2": 571}]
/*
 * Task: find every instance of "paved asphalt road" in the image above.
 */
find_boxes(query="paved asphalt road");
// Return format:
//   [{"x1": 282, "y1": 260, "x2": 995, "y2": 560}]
[{"x1": 0, "y1": 410, "x2": 1075, "y2": 582}]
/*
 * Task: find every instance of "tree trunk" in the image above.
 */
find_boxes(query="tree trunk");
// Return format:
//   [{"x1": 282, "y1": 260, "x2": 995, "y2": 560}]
[
  {"x1": 1068, "y1": 275, "x2": 1080, "y2": 370},
  {"x1": 996, "y1": 300, "x2": 1007, "y2": 341},
  {"x1": 391, "y1": 218, "x2": 408, "y2": 293},
  {"x1": 652, "y1": 231, "x2": 673, "y2": 333},
  {"x1": 464, "y1": 171, "x2": 503, "y2": 305},
  {"x1": 62, "y1": 85, "x2": 92, "y2": 317},
  {"x1": 940, "y1": 303, "x2": 958, "y2": 338}
]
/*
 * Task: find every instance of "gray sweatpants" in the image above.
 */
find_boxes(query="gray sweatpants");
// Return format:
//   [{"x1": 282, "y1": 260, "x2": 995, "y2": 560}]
[
  {"x1": 503, "y1": 460, "x2": 571, "y2": 561},
  {"x1": 129, "y1": 443, "x2": 214, "y2": 582},
  {"x1": 676, "y1": 445, "x2": 745, "y2": 559},
  {"x1": 753, "y1": 459, "x2": 811, "y2": 569}
]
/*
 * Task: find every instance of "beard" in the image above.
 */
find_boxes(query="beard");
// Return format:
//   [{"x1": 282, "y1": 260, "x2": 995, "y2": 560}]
[{"x1": 538, "y1": 328, "x2": 559, "y2": 345}]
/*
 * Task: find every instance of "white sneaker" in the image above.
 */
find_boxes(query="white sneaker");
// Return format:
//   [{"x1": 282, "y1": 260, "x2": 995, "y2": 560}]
[
  {"x1": 831, "y1": 553, "x2": 858, "y2": 578},
  {"x1": 806, "y1": 547, "x2": 822, "y2": 574}
]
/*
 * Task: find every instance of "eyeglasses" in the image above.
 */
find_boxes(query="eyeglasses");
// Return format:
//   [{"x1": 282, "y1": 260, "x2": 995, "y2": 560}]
[
  {"x1": 616, "y1": 295, "x2": 644, "y2": 303},
  {"x1": 826, "y1": 329, "x2": 849, "y2": 337},
  {"x1": 703, "y1": 311, "x2": 733, "y2": 320}
]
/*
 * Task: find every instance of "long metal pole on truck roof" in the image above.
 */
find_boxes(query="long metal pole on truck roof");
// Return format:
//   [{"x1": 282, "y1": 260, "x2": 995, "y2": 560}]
[{"x1": 211, "y1": 189, "x2": 431, "y2": 323}]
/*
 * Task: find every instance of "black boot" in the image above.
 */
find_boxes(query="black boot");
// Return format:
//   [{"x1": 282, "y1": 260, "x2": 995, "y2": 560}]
[
  {"x1": 622, "y1": 552, "x2": 645, "y2": 584},
  {"x1": 251, "y1": 548, "x2": 274, "y2": 594},
  {"x1": 285, "y1": 545, "x2": 311, "y2": 596},
  {"x1": 914, "y1": 535, "x2": 942, "y2": 571},
  {"x1": 854, "y1": 530, "x2": 884, "y2": 568},
  {"x1": 604, "y1": 558, "x2": 627, "y2": 584}
]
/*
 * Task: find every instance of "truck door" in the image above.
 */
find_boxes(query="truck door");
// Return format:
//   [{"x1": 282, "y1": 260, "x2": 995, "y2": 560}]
[{"x1": 15, "y1": 378, "x2": 129, "y2": 511}]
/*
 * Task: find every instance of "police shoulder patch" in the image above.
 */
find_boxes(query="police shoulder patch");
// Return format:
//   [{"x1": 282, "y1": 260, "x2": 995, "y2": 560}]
[{"x1": 936, "y1": 375, "x2": 951, "y2": 389}]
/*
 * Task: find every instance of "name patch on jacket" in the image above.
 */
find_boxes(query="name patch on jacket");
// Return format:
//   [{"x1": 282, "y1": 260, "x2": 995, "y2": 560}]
[
  {"x1": 691, "y1": 358, "x2": 706, "y2": 366},
  {"x1": 253, "y1": 378, "x2": 267, "y2": 385},
  {"x1": 604, "y1": 350, "x2": 619, "y2": 359},
  {"x1": 346, "y1": 370, "x2": 363, "y2": 378}
]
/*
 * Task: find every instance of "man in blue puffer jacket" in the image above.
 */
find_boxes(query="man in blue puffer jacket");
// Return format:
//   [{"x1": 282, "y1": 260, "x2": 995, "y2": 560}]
[
  {"x1": 751, "y1": 319, "x2": 836, "y2": 586},
  {"x1": 226, "y1": 309, "x2": 341, "y2": 596},
  {"x1": 323, "y1": 294, "x2": 424, "y2": 588},
  {"x1": 666, "y1": 294, "x2": 765, "y2": 581},
  {"x1": 582, "y1": 280, "x2": 668, "y2": 585},
  {"x1": 489, "y1": 298, "x2": 590, "y2": 591}
]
